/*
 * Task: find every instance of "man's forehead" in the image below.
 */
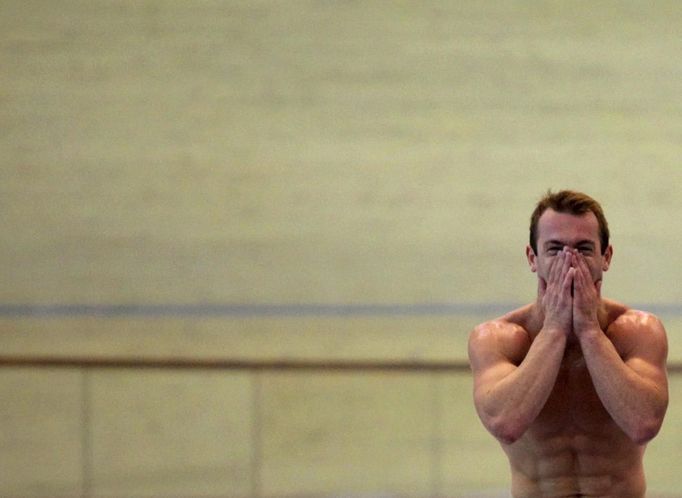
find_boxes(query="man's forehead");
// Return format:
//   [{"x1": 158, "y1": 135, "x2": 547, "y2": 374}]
[{"x1": 537, "y1": 209, "x2": 600, "y2": 241}]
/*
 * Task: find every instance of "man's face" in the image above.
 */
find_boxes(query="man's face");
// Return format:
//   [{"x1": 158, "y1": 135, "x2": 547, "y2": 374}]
[{"x1": 526, "y1": 209, "x2": 613, "y2": 290}]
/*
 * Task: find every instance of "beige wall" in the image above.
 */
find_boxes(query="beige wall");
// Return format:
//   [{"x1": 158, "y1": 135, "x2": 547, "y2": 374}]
[
  {"x1": 2, "y1": 1, "x2": 682, "y2": 496},
  {"x1": 2, "y1": 368, "x2": 682, "y2": 497}
]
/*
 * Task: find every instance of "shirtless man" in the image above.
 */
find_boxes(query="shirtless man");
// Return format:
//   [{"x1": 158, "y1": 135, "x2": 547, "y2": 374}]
[{"x1": 468, "y1": 190, "x2": 668, "y2": 497}]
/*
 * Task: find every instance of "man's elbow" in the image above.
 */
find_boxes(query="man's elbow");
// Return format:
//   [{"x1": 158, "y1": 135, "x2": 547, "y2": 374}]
[
  {"x1": 487, "y1": 416, "x2": 528, "y2": 445},
  {"x1": 628, "y1": 416, "x2": 665, "y2": 445}
]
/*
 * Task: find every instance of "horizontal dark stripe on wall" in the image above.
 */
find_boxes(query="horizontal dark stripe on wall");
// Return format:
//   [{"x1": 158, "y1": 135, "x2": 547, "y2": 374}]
[
  {"x1": 2, "y1": 302, "x2": 682, "y2": 317},
  {"x1": 1, "y1": 355, "x2": 682, "y2": 374}
]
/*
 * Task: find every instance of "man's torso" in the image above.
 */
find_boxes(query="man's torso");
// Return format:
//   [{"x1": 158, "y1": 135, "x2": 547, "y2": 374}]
[{"x1": 498, "y1": 301, "x2": 646, "y2": 498}]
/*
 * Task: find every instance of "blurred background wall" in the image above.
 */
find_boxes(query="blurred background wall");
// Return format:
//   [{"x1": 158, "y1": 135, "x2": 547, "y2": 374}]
[{"x1": 2, "y1": 1, "x2": 682, "y2": 497}]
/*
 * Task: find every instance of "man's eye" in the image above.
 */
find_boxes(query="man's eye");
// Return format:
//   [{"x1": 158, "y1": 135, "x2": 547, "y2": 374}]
[{"x1": 578, "y1": 247, "x2": 593, "y2": 254}]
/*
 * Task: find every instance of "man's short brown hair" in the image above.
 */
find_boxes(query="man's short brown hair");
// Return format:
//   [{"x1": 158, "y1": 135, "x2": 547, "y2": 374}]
[{"x1": 529, "y1": 190, "x2": 610, "y2": 255}]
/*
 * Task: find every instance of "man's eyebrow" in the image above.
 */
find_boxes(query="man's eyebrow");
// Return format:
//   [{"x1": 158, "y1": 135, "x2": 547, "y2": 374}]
[{"x1": 543, "y1": 239, "x2": 595, "y2": 248}]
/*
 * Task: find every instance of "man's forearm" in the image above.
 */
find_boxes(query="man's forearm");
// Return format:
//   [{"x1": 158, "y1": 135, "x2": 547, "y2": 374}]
[
  {"x1": 479, "y1": 328, "x2": 567, "y2": 443},
  {"x1": 579, "y1": 328, "x2": 667, "y2": 443}
]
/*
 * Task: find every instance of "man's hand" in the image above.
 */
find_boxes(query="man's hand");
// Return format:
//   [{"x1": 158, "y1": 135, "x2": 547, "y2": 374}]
[
  {"x1": 539, "y1": 247, "x2": 575, "y2": 336},
  {"x1": 572, "y1": 252, "x2": 602, "y2": 336}
]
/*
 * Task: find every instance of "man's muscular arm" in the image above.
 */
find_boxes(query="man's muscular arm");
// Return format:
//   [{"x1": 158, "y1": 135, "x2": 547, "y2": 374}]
[
  {"x1": 469, "y1": 322, "x2": 567, "y2": 444},
  {"x1": 572, "y1": 253, "x2": 668, "y2": 444},
  {"x1": 468, "y1": 249, "x2": 575, "y2": 444}
]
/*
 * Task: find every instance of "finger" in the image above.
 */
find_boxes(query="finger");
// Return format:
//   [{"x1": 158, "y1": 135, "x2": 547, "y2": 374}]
[
  {"x1": 572, "y1": 261, "x2": 584, "y2": 298},
  {"x1": 575, "y1": 253, "x2": 587, "y2": 278},
  {"x1": 538, "y1": 276, "x2": 548, "y2": 297},
  {"x1": 546, "y1": 251, "x2": 561, "y2": 285},
  {"x1": 573, "y1": 257, "x2": 593, "y2": 303},
  {"x1": 558, "y1": 248, "x2": 572, "y2": 283},
  {"x1": 574, "y1": 254, "x2": 593, "y2": 291},
  {"x1": 549, "y1": 249, "x2": 565, "y2": 280},
  {"x1": 562, "y1": 266, "x2": 575, "y2": 293}
]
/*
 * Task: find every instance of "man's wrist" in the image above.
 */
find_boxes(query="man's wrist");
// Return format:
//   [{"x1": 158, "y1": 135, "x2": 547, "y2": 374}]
[
  {"x1": 576, "y1": 325, "x2": 603, "y2": 343},
  {"x1": 541, "y1": 325, "x2": 569, "y2": 338}
]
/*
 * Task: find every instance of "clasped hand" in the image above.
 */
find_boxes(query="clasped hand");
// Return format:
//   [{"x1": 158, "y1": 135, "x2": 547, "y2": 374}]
[{"x1": 540, "y1": 247, "x2": 601, "y2": 338}]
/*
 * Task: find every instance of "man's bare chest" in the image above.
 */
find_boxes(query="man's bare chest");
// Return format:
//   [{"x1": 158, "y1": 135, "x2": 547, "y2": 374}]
[{"x1": 536, "y1": 349, "x2": 614, "y2": 434}]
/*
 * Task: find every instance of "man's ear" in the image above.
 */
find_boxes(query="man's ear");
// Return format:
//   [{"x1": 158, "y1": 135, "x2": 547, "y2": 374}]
[
  {"x1": 526, "y1": 245, "x2": 538, "y2": 272},
  {"x1": 602, "y1": 245, "x2": 613, "y2": 271}
]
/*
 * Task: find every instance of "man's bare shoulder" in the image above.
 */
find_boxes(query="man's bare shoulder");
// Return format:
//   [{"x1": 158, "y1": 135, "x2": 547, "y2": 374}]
[
  {"x1": 469, "y1": 305, "x2": 533, "y2": 363},
  {"x1": 604, "y1": 300, "x2": 668, "y2": 359},
  {"x1": 470, "y1": 306, "x2": 531, "y2": 341},
  {"x1": 604, "y1": 300, "x2": 665, "y2": 335}
]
